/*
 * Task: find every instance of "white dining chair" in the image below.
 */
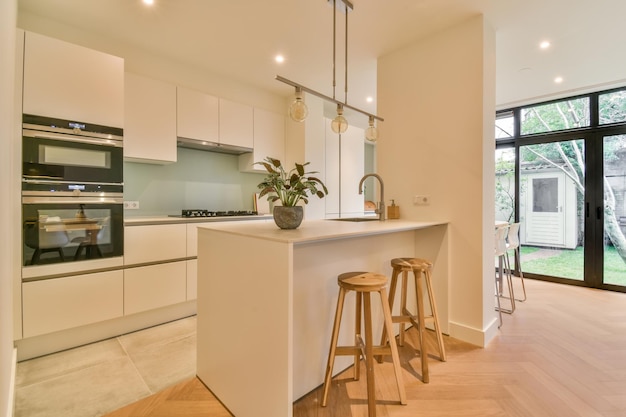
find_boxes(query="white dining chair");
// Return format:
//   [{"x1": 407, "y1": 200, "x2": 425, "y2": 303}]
[{"x1": 506, "y1": 222, "x2": 527, "y2": 302}]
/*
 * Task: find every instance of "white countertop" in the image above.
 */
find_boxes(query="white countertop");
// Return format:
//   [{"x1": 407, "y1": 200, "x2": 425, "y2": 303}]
[{"x1": 197, "y1": 218, "x2": 448, "y2": 244}]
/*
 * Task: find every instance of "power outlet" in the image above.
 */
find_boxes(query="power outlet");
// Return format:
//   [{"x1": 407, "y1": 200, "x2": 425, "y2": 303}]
[
  {"x1": 124, "y1": 201, "x2": 140, "y2": 210},
  {"x1": 414, "y1": 195, "x2": 430, "y2": 205}
]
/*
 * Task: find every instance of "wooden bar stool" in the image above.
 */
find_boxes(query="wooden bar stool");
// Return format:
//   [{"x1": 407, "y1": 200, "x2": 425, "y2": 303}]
[
  {"x1": 378, "y1": 258, "x2": 446, "y2": 384},
  {"x1": 322, "y1": 272, "x2": 406, "y2": 417}
]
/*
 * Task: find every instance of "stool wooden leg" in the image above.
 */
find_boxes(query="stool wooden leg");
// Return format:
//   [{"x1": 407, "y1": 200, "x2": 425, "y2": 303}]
[
  {"x1": 377, "y1": 268, "x2": 399, "y2": 363},
  {"x1": 379, "y1": 287, "x2": 407, "y2": 405},
  {"x1": 413, "y1": 272, "x2": 429, "y2": 383},
  {"x1": 398, "y1": 271, "x2": 409, "y2": 346},
  {"x1": 423, "y1": 270, "x2": 446, "y2": 362},
  {"x1": 354, "y1": 291, "x2": 362, "y2": 381},
  {"x1": 363, "y1": 292, "x2": 376, "y2": 417},
  {"x1": 322, "y1": 287, "x2": 346, "y2": 407}
]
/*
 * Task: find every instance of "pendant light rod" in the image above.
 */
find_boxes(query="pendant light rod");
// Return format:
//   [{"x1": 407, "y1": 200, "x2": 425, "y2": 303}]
[
  {"x1": 332, "y1": 0, "x2": 336, "y2": 100},
  {"x1": 344, "y1": 5, "x2": 348, "y2": 103},
  {"x1": 275, "y1": 75, "x2": 384, "y2": 122}
]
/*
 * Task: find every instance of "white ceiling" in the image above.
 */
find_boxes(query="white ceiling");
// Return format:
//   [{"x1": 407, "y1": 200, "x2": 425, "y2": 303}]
[{"x1": 17, "y1": 0, "x2": 626, "y2": 112}]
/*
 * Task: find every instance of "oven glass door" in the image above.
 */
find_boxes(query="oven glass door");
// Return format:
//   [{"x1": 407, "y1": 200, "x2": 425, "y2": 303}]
[
  {"x1": 22, "y1": 201, "x2": 123, "y2": 267},
  {"x1": 23, "y1": 134, "x2": 123, "y2": 185}
]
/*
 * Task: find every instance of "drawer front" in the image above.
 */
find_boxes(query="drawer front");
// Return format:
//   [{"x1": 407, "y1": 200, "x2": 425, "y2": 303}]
[
  {"x1": 124, "y1": 224, "x2": 187, "y2": 265},
  {"x1": 124, "y1": 261, "x2": 187, "y2": 315},
  {"x1": 186, "y1": 259, "x2": 197, "y2": 300},
  {"x1": 22, "y1": 270, "x2": 124, "y2": 338}
]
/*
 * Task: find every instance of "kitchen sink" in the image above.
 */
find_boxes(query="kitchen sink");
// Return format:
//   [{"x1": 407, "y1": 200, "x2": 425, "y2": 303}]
[{"x1": 327, "y1": 217, "x2": 380, "y2": 222}]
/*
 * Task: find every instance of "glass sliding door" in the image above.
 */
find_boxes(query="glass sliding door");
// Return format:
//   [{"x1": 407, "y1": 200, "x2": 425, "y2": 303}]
[
  {"x1": 603, "y1": 134, "x2": 626, "y2": 287},
  {"x1": 519, "y1": 139, "x2": 585, "y2": 281},
  {"x1": 495, "y1": 88, "x2": 626, "y2": 293}
]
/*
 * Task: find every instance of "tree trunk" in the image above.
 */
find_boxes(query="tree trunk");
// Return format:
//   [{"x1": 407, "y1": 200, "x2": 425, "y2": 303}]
[
  {"x1": 605, "y1": 207, "x2": 626, "y2": 264},
  {"x1": 604, "y1": 178, "x2": 626, "y2": 264}
]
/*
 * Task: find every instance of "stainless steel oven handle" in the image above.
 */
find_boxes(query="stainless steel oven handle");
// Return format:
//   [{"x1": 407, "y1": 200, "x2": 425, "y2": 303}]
[
  {"x1": 22, "y1": 196, "x2": 124, "y2": 204},
  {"x1": 24, "y1": 130, "x2": 123, "y2": 148},
  {"x1": 22, "y1": 178, "x2": 125, "y2": 186}
]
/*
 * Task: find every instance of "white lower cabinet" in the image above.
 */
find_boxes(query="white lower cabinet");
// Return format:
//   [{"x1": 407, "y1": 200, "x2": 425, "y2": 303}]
[
  {"x1": 124, "y1": 261, "x2": 187, "y2": 315},
  {"x1": 124, "y1": 224, "x2": 187, "y2": 265},
  {"x1": 22, "y1": 270, "x2": 124, "y2": 338},
  {"x1": 186, "y1": 259, "x2": 197, "y2": 300}
]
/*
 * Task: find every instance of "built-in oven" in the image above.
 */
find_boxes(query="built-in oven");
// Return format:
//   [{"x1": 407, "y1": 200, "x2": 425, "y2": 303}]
[
  {"x1": 22, "y1": 114, "x2": 123, "y2": 188},
  {"x1": 22, "y1": 185, "x2": 124, "y2": 278},
  {"x1": 21, "y1": 114, "x2": 124, "y2": 279}
]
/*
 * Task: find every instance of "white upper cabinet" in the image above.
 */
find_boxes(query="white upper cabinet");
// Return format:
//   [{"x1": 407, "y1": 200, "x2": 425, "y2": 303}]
[
  {"x1": 219, "y1": 98, "x2": 253, "y2": 149},
  {"x1": 239, "y1": 108, "x2": 286, "y2": 172},
  {"x1": 325, "y1": 121, "x2": 365, "y2": 217},
  {"x1": 124, "y1": 73, "x2": 177, "y2": 164},
  {"x1": 176, "y1": 86, "x2": 219, "y2": 142},
  {"x1": 22, "y1": 31, "x2": 124, "y2": 128}
]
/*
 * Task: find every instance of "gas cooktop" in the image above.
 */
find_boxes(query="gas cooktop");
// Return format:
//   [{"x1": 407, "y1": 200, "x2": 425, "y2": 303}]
[{"x1": 170, "y1": 209, "x2": 259, "y2": 218}]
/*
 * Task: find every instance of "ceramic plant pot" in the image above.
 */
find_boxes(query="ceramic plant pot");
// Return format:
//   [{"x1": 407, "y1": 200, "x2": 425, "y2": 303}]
[{"x1": 273, "y1": 206, "x2": 304, "y2": 229}]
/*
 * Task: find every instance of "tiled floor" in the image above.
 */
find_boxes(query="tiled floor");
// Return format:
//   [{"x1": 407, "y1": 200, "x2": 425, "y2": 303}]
[{"x1": 14, "y1": 315, "x2": 197, "y2": 417}]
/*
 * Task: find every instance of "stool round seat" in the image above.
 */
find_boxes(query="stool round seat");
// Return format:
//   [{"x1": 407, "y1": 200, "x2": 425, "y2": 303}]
[
  {"x1": 322, "y1": 271, "x2": 406, "y2": 417},
  {"x1": 338, "y1": 271, "x2": 388, "y2": 291},
  {"x1": 391, "y1": 257, "x2": 433, "y2": 272}
]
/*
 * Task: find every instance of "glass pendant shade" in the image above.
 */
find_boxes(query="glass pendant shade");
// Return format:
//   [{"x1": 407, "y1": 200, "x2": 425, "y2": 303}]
[
  {"x1": 288, "y1": 87, "x2": 308, "y2": 122},
  {"x1": 330, "y1": 104, "x2": 348, "y2": 134},
  {"x1": 364, "y1": 116, "x2": 379, "y2": 142}
]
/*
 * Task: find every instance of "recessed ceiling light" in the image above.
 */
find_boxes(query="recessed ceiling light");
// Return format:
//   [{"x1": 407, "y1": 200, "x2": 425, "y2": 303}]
[
  {"x1": 275, "y1": 55, "x2": 285, "y2": 64},
  {"x1": 554, "y1": 76, "x2": 563, "y2": 84},
  {"x1": 540, "y1": 40, "x2": 551, "y2": 49},
  {"x1": 366, "y1": 96, "x2": 374, "y2": 103},
  {"x1": 142, "y1": 0, "x2": 154, "y2": 5}
]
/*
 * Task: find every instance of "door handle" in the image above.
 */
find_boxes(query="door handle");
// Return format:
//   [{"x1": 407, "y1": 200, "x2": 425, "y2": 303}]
[
  {"x1": 585, "y1": 202, "x2": 589, "y2": 218},
  {"x1": 596, "y1": 206, "x2": 602, "y2": 220}
]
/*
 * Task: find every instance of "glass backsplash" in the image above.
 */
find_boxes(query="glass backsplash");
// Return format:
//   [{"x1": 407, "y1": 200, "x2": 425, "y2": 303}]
[{"x1": 123, "y1": 147, "x2": 265, "y2": 217}]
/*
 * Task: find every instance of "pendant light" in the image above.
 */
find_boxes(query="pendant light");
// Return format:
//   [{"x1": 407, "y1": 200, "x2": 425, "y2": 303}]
[
  {"x1": 288, "y1": 87, "x2": 308, "y2": 122},
  {"x1": 364, "y1": 116, "x2": 378, "y2": 142},
  {"x1": 331, "y1": 104, "x2": 348, "y2": 134},
  {"x1": 276, "y1": 0, "x2": 383, "y2": 137}
]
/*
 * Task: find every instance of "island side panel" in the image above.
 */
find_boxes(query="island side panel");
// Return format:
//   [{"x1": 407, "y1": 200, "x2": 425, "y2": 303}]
[
  {"x1": 414, "y1": 224, "x2": 450, "y2": 334},
  {"x1": 197, "y1": 228, "x2": 294, "y2": 417},
  {"x1": 292, "y1": 230, "x2": 416, "y2": 399}
]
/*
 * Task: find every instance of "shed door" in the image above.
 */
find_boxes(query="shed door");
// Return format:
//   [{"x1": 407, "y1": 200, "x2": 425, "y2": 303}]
[{"x1": 525, "y1": 173, "x2": 565, "y2": 246}]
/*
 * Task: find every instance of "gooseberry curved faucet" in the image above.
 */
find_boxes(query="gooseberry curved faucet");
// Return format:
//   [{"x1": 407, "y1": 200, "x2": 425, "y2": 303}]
[{"x1": 358, "y1": 173, "x2": 385, "y2": 221}]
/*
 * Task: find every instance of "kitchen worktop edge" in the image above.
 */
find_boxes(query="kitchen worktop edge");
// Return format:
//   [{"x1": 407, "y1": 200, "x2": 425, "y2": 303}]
[
  {"x1": 197, "y1": 219, "x2": 449, "y2": 243},
  {"x1": 124, "y1": 214, "x2": 273, "y2": 226}
]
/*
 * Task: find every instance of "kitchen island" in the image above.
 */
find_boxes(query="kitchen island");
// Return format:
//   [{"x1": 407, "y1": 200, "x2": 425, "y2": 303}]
[{"x1": 196, "y1": 218, "x2": 449, "y2": 417}]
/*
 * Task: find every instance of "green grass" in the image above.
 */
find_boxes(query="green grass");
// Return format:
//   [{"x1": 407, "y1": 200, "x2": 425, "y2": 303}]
[{"x1": 519, "y1": 246, "x2": 626, "y2": 286}]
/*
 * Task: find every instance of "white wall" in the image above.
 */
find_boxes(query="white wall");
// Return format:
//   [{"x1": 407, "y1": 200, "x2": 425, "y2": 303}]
[
  {"x1": 378, "y1": 15, "x2": 498, "y2": 346},
  {"x1": 1, "y1": 2, "x2": 17, "y2": 416}
]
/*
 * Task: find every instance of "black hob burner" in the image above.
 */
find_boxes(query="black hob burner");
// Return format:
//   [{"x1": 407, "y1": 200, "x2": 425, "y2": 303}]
[{"x1": 180, "y1": 209, "x2": 258, "y2": 218}]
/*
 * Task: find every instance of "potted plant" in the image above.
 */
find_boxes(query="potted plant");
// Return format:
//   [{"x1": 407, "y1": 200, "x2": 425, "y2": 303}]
[{"x1": 257, "y1": 157, "x2": 328, "y2": 229}]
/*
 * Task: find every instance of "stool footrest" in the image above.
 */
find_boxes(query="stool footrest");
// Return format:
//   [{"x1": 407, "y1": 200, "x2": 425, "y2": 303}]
[
  {"x1": 335, "y1": 346, "x2": 399, "y2": 356},
  {"x1": 392, "y1": 314, "x2": 435, "y2": 324}
]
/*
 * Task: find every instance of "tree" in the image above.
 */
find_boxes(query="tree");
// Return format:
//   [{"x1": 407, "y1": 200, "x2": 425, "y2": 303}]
[
  {"x1": 495, "y1": 152, "x2": 515, "y2": 222},
  {"x1": 517, "y1": 96, "x2": 626, "y2": 264}
]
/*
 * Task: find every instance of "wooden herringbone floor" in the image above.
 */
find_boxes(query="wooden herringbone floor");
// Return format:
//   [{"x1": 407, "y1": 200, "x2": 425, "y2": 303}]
[{"x1": 104, "y1": 279, "x2": 626, "y2": 417}]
